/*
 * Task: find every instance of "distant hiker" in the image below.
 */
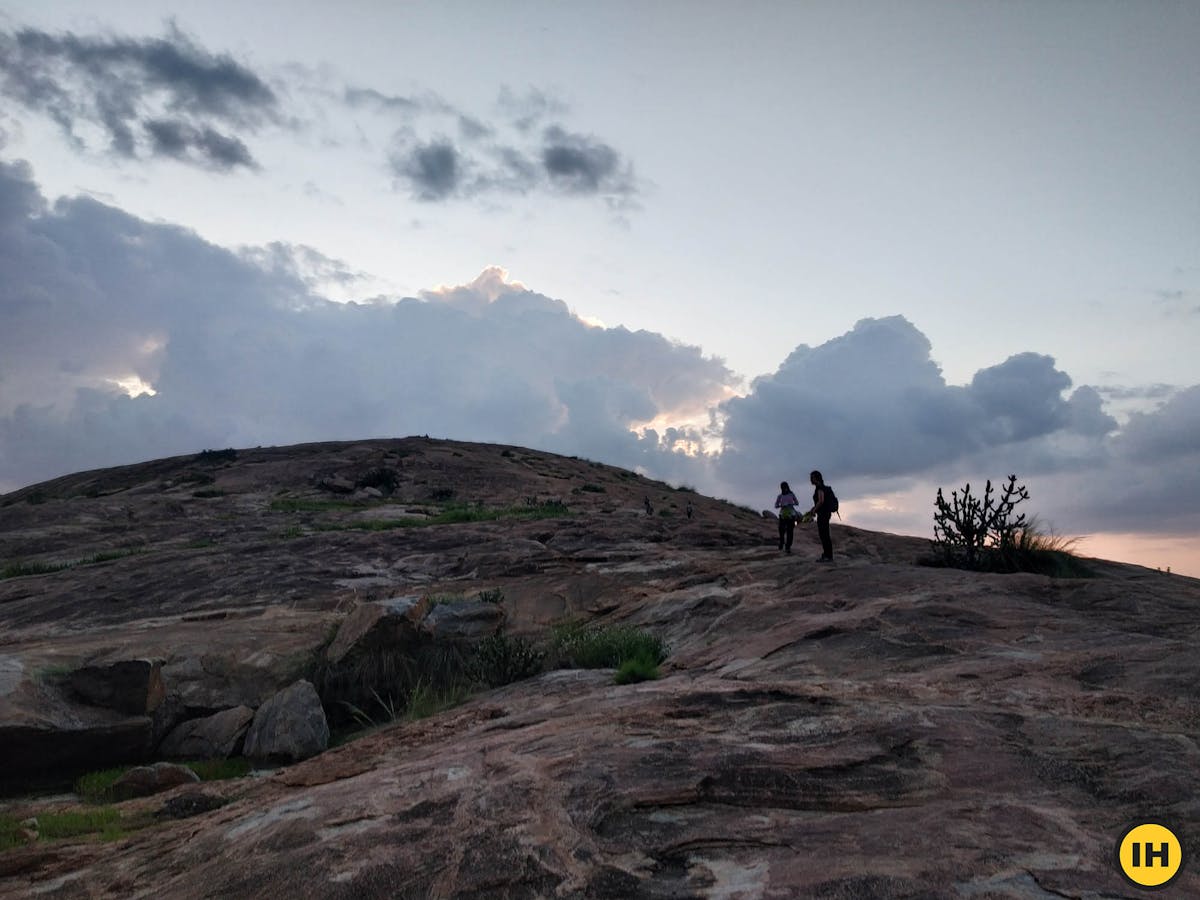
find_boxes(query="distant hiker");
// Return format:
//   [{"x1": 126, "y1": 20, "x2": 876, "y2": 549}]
[
  {"x1": 808, "y1": 470, "x2": 836, "y2": 561},
  {"x1": 686, "y1": 500, "x2": 694, "y2": 520},
  {"x1": 774, "y1": 481, "x2": 800, "y2": 554},
  {"x1": 644, "y1": 496, "x2": 653, "y2": 516}
]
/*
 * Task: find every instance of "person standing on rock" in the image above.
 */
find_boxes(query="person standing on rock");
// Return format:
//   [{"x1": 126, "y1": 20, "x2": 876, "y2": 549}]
[
  {"x1": 808, "y1": 470, "x2": 834, "y2": 562},
  {"x1": 774, "y1": 481, "x2": 800, "y2": 554}
]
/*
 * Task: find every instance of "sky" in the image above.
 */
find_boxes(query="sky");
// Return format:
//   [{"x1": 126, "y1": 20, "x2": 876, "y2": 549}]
[{"x1": 1, "y1": 1, "x2": 1198, "y2": 575}]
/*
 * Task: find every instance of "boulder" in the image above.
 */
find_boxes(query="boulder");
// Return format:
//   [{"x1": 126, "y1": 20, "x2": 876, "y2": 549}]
[
  {"x1": 112, "y1": 762, "x2": 200, "y2": 800},
  {"x1": 243, "y1": 680, "x2": 329, "y2": 763},
  {"x1": 326, "y1": 596, "x2": 429, "y2": 664},
  {"x1": 69, "y1": 658, "x2": 165, "y2": 715},
  {"x1": 419, "y1": 599, "x2": 505, "y2": 643},
  {"x1": 158, "y1": 705, "x2": 255, "y2": 760}
]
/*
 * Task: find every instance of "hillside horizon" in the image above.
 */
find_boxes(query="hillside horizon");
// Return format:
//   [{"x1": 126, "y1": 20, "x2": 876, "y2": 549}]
[{"x1": 1, "y1": 436, "x2": 1197, "y2": 896}]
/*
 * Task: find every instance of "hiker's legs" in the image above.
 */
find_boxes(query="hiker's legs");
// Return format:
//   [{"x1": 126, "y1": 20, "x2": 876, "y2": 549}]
[
  {"x1": 784, "y1": 518, "x2": 795, "y2": 551},
  {"x1": 777, "y1": 518, "x2": 786, "y2": 550},
  {"x1": 817, "y1": 513, "x2": 833, "y2": 559}
]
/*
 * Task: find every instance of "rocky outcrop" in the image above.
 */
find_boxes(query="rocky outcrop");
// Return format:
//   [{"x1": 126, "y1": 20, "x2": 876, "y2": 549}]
[
  {"x1": 111, "y1": 762, "x2": 200, "y2": 800},
  {"x1": 242, "y1": 680, "x2": 329, "y2": 763},
  {"x1": 69, "y1": 658, "x2": 165, "y2": 715},
  {"x1": 419, "y1": 598, "x2": 505, "y2": 643},
  {"x1": 157, "y1": 706, "x2": 255, "y2": 760},
  {"x1": 325, "y1": 596, "x2": 429, "y2": 664},
  {"x1": 1, "y1": 438, "x2": 1198, "y2": 898}
]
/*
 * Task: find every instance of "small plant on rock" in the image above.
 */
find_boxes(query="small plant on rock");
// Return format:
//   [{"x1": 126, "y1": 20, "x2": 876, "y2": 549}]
[
  {"x1": 614, "y1": 654, "x2": 661, "y2": 685},
  {"x1": 470, "y1": 634, "x2": 545, "y2": 688}
]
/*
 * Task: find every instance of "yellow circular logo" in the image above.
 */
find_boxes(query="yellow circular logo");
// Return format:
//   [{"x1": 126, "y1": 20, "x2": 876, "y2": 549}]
[{"x1": 1115, "y1": 822, "x2": 1185, "y2": 889}]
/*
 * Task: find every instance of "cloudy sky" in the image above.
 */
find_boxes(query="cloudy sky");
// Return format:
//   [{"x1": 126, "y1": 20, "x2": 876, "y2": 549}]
[{"x1": 1, "y1": 1, "x2": 1197, "y2": 575}]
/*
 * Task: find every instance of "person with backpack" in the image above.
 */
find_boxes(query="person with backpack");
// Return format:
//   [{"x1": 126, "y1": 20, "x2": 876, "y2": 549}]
[
  {"x1": 808, "y1": 470, "x2": 837, "y2": 562},
  {"x1": 774, "y1": 481, "x2": 801, "y2": 554}
]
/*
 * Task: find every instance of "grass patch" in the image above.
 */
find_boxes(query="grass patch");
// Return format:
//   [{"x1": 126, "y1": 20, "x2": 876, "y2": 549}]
[
  {"x1": 614, "y1": 655, "x2": 661, "y2": 684},
  {"x1": 2, "y1": 559, "x2": 71, "y2": 579},
  {"x1": 550, "y1": 622, "x2": 667, "y2": 670},
  {"x1": 469, "y1": 634, "x2": 545, "y2": 687},
  {"x1": 74, "y1": 767, "x2": 128, "y2": 803},
  {"x1": 579, "y1": 484, "x2": 606, "y2": 493},
  {"x1": 82, "y1": 547, "x2": 143, "y2": 566},
  {"x1": 191, "y1": 489, "x2": 225, "y2": 499},
  {"x1": 405, "y1": 681, "x2": 472, "y2": 721},
  {"x1": 73, "y1": 758, "x2": 252, "y2": 803},
  {"x1": 0, "y1": 815, "x2": 24, "y2": 851},
  {"x1": 1, "y1": 547, "x2": 143, "y2": 580},
  {"x1": 38, "y1": 807, "x2": 122, "y2": 840},
  {"x1": 0, "y1": 807, "x2": 132, "y2": 844},
  {"x1": 279, "y1": 526, "x2": 304, "y2": 540}
]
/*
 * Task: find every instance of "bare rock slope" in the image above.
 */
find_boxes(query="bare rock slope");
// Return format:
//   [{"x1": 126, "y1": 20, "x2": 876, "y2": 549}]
[{"x1": 1, "y1": 438, "x2": 1197, "y2": 898}]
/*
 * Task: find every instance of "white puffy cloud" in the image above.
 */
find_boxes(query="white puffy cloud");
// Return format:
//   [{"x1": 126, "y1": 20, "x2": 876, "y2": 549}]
[
  {"x1": 0, "y1": 159, "x2": 725, "y2": 491},
  {"x1": 2, "y1": 158, "x2": 1198, "y2": 550}
]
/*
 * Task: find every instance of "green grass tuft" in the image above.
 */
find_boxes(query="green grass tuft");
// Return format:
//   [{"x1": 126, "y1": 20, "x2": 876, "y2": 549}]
[
  {"x1": 614, "y1": 655, "x2": 661, "y2": 684},
  {"x1": 550, "y1": 622, "x2": 667, "y2": 670}
]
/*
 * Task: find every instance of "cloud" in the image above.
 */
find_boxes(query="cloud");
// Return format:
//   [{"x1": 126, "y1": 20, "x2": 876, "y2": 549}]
[
  {"x1": 497, "y1": 86, "x2": 568, "y2": 133},
  {"x1": 395, "y1": 139, "x2": 463, "y2": 200},
  {"x1": 0, "y1": 23, "x2": 278, "y2": 170},
  {"x1": 541, "y1": 126, "x2": 633, "y2": 197},
  {"x1": 0, "y1": 162, "x2": 723, "y2": 491},
  {"x1": 373, "y1": 89, "x2": 638, "y2": 205},
  {"x1": 388, "y1": 128, "x2": 639, "y2": 204}
]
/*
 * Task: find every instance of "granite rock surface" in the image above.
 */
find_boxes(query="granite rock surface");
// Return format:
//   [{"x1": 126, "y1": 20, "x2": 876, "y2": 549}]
[{"x1": 1, "y1": 438, "x2": 1197, "y2": 897}]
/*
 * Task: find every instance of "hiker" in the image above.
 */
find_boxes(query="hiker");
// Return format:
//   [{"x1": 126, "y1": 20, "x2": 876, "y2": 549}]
[
  {"x1": 774, "y1": 481, "x2": 800, "y2": 554},
  {"x1": 808, "y1": 470, "x2": 834, "y2": 561},
  {"x1": 686, "y1": 500, "x2": 694, "y2": 520},
  {"x1": 644, "y1": 496, "x2": 653, "y2": 516}
]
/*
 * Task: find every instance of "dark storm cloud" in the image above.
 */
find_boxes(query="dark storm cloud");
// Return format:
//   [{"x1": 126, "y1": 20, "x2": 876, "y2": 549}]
[
  {"x1": 541, "y1": 126, "x2": 632, "y2": 196},
  {"x1": 0, "y1": 163, "x2": 723, "y2": 491},
  {"x1": 144, "y1": 118, "x2": 257, "y2": 169},
  {"x1": 0, "y1": 24, "x2": 278, "y2": 170},
  {"x1": 364, "y1": 86, "x2": 637, "y2": 204},
  {"x1": 388, "y1": 129, "x2": 638, "y2": 203},
  {"x1": 394, "y1": 140, "x2": 463, "y2": 200}
]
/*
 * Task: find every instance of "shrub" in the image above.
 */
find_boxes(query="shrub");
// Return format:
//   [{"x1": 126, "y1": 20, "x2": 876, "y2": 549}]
[
  {"x1": 931, "y1": 479, "x2": 1089, "y2": 576},
  {"x1": 470, "y1": 634, "x2": 545, "y2": 687},
  {"x1": 550, "y1": 622, "x2": 667, "y2": 670},
  {"x1": 195, "y1": 448, "x2": 237, "y2": 464},
  {"x1": 614, "y1": 655, "x2": 660, "y2": 684},
  {"x1": 358, "y1": 468, "x2": 400, "y2": 495},
  {"x1": 933, "y1": 474, "x2": 1029, "y2": 569}
]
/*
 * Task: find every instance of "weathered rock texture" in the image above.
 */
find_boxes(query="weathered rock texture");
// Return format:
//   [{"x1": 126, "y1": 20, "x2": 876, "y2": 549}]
[
  {"x1": 111, "y1": 762, "x2": 200, "y2": 801},
  {"x1": 242, "y1": 680, "x2": 329, "y2": 763},
  {"x1": 1, "y1": 437, "x2": 1198, "y2": 897},
  {"x1": 158, "y1": 706, "x2": 255, "y2": 760}
]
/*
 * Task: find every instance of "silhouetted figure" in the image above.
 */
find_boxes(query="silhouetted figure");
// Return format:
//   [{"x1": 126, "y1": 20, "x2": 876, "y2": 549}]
[
  {"x1": 809, "y1": 470, "x2": 833, "y2": 561},
  {"x1": 686, "y1": 500, "x2": 694, "y2": 520},
  {"x1": 774, "y1": 481, "x2": 800, "y2": 554},
  {"x1": 644, "y1": 496, "x2": 653, "y2": 516}
]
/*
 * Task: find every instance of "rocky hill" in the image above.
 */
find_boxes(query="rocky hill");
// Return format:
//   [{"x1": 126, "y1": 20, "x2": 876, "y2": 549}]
[{"x1": 1, "y1": 438, "x2": 1197, "y2": 898}]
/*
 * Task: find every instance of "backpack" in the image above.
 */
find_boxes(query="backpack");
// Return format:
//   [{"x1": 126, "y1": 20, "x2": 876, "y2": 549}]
[{"x1": 823, "y1": 484, "x2": 839, "y2": 515}]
